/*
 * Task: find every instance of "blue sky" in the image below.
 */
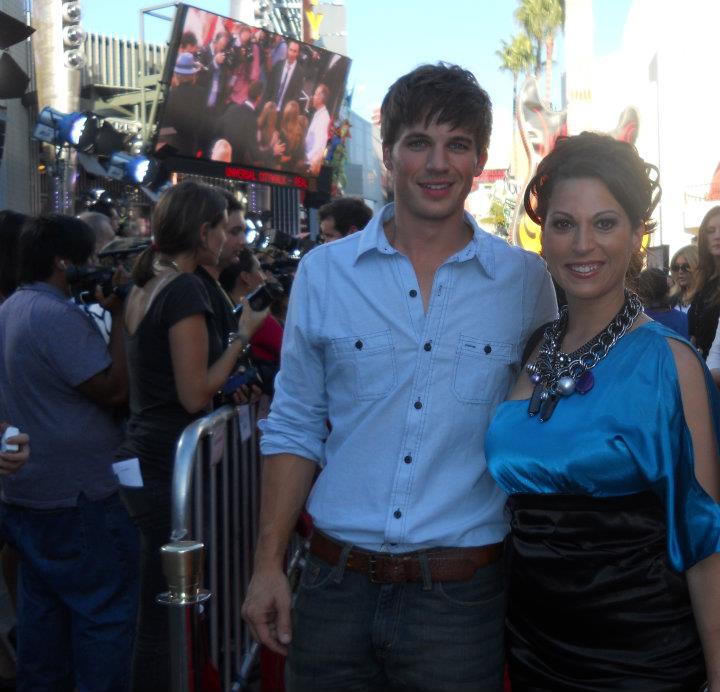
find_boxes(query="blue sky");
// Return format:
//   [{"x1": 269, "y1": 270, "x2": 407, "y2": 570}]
[{"x1": 82, "y1": 0, "x2": 631, "y2": 139}]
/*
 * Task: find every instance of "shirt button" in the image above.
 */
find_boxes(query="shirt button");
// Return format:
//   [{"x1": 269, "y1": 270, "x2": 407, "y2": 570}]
[
  {"x1": 404, "y1": 455, "x2": 412, "y2": 464},
  {"x1": 393, "y1": 509, "x2": 402, "y2": 519},
  {"x1": 409, "y1": 289, "x2": 418, "y2": 297},
  {"x1": 414, "y1": 400, "x2": 422, "y2": 410},
  {"x1": 484, "y1": 344, "x2": 492, "y2": 354},
  {"x1": 355, "y1": 340, "x2": 363, "y2": 350},
  {"x1": 423, "y1": 342, "x2": 432, "y2": 351}
]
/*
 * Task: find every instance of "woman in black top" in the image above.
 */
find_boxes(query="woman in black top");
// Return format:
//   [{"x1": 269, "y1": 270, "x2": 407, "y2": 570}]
[
  {"x1": 688, "y1": 205, "x2": 720, "y2": 358},
  {"x1": 118, "y1": 181, "x2": 266, "y2": 691}
]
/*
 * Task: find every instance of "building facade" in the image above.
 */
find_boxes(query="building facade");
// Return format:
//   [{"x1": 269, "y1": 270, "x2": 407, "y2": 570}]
[{"x1": 0, "y1": 0, "x2": 38, "y2": 214}]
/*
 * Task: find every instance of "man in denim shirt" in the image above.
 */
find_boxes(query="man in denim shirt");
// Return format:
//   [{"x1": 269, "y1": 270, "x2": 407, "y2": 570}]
[
  {"x1": 0, "y1": 215, "x2": 139, "y2": 692},
  {"x1": 243, "y1": 64, "x2": 557, "y2": 691}
]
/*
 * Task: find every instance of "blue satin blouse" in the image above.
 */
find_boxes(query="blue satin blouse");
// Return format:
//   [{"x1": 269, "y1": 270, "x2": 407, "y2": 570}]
[{"x1": 486, "y1": 320, "x2": 720, "y2": 572}]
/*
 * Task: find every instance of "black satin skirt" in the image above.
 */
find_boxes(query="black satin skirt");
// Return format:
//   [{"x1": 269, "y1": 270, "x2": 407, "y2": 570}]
[{"x1": 506, "y1": 492, "x2": 706, "y2": 692}]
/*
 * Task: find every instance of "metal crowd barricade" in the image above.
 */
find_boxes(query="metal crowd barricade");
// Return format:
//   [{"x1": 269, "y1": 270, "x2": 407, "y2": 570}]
[{"x1": 158, "y1": 403, "x2": 263, "y2": 692}]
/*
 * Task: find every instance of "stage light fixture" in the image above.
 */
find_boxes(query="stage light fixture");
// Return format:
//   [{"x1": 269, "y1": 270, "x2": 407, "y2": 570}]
[
  {"x1": 245, "y1": 219, "x2": 258, "y2": 245},
  {"x1": 32, "y1": 106, "x2": 98, "y2": 151},
  {"x1": 92, "y1": 122, "x2": 126, "y2": 157},
  {"x1": 106, "y1": 152, "x2": 157, "y2": 184}
]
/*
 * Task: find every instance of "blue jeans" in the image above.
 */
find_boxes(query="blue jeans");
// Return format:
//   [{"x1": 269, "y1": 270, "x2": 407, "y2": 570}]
[
  {"x1": 287, "y1": 550, "x2": 506, "y2": 692},
  {"x1": 0, "y1": 492, "x2": 140, "y2": 692}
]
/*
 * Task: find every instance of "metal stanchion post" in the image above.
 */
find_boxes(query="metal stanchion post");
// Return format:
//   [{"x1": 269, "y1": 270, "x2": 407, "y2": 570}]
[{"x1": 157, "y1": 540, "x2": 212, "y2": 692}]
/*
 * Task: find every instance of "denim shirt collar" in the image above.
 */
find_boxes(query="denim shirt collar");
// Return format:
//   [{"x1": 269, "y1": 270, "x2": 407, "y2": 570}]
[
  {"x1": 19, "y1": 282, "x2": 68, "y2": 302},
  {"x1": 354, "y1": 203, "x2": 496, "y2": 279}
]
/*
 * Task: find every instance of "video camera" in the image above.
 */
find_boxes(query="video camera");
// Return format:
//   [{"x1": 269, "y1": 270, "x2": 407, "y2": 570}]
[
  {"x1": 232, "y1": 281, "x2": 285, "y2": 316},
  {"x1": 98, "y1": 236, "x2": 151, "y2": 273},
  {"x1": 271, "y1": 230, "x2": 317, "y2": 255},
  {"x1": 65, "y1": 265, "x2": 129, "y2": 303},
  {"x1": 222, "y1": 282, "x2": 286, "y2": 400},
  {"x1": 97, "y1": 237, "x2": 151, "y2": 263},
  {"x1": 67, "y1": 238, "x2": 149, "y2": 303},
  {"x1": 260, "y1": 259, "x2": 298, "y2": 297}
]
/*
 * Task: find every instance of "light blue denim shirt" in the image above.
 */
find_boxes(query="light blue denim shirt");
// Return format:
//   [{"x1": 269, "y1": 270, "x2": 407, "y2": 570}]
[{"x1": 260, "y1": 204, "x2": 557, "y2": 552}]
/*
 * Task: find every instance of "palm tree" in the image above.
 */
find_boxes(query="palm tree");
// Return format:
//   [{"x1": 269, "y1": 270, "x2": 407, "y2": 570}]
[
  {"x1": 497, "y1": 33, "x2": 535, "y2": 120},
  {"x1": 515, "y1": 0, "x2": 565, "y2": 105},
  {"x1": 497, "y1": 33, "x2": 534, "y2": 177},
  {"x1": 514, "y1": 0, "x2": 544, "y2": 77}
]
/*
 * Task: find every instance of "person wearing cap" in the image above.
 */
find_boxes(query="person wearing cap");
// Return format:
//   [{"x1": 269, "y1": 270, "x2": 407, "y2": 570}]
[{"x1": 162, "y1": 52, "x2": 206, "y2": 157}]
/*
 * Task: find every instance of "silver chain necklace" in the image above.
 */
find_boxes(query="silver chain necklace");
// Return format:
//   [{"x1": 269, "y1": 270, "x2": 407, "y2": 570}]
[{"x1": 526, "y1": 290, "x2": 643, "y2": 422}]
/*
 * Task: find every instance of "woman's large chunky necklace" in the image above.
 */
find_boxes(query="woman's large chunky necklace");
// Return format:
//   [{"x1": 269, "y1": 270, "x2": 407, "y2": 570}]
[{"x1": 526, "y1": 290, "x2": 643, "y2": 422}]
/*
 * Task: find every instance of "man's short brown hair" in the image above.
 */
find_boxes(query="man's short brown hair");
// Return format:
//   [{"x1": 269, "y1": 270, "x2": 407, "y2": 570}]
[
  {"x1": 381, "y1": 63, "x2": 492, "y2": 155},
  {"x1": 319, "y1": 197, "x2": 373, "y2": 236}
]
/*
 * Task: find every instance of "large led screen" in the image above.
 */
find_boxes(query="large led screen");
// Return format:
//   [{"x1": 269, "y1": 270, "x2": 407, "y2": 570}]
[{"x1": 155, "y1": 4, "x2": 351, "y2": 179}]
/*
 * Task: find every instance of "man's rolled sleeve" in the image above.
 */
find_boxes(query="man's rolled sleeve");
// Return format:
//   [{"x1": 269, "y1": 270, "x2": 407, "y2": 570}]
[{"x1": 259, "y1": 251, "x2": 329, "y2": 463}]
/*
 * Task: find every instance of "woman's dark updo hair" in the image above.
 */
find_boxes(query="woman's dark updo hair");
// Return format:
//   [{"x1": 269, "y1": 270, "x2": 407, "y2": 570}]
[
  {"x1": 524, "y1": 132, "x2": 661, "y2": 234},
  {"x1": 133, "y1": 180, "x2": 227, "y2": 287},
  {"x1": 524, "y1": 132, "x2": 661, "y2": 289}
]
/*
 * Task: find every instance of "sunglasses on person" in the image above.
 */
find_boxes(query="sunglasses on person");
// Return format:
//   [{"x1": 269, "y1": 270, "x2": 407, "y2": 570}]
[{"x1": 670, "y1": 263, "x2": 692, "y2": 273}]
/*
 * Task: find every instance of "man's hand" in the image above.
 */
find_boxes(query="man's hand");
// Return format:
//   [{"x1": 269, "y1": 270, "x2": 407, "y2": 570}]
[
  {"x1": 0, "y1": 423, "x2": 28, "y2": 475},
  {"x1": 96, "y1": 267, "x2": 131, "y2": 315},
  {"x1": 241, "y1": 568, "x2": 293, "y2": 656}
]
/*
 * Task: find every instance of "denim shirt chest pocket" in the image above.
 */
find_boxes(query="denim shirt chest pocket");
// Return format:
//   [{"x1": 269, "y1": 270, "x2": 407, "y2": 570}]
[
  {"x1": 453, "y1": 334, "x2": 517, "y2": 404},
  {"x1": 330, "y1": 329, "x2": 398, "y2": 401}
]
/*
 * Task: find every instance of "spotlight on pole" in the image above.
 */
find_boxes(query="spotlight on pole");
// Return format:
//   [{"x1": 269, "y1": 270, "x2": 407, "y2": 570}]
[
  {"x1": 32, "y1": 106, "x2": 98, "y2": 151},
  {"x1": 106, "y1": 152, "x2": 157, "y2": 184}
]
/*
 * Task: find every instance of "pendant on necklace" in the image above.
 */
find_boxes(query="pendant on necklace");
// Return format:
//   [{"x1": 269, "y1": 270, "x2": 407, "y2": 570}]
[
  {"x1": 556, "y1": 376, "x2": 576, "y2": 397},
  {"x1": 576, "y1": 370, "x2": 594, "y2": 395},
  {"x1": 538, "y1": 393, "x2": 559, "y2": 422},
  {"x1": 528, "y1": 383, "x2": 545, "y2": 417}
]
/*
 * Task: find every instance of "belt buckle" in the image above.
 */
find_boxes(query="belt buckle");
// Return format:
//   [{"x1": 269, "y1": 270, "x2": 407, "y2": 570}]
[
  {"x1": 368, "y1": 554, "x2": 407, "y2": 583},
  {"x1": 368, "y1": 554, "x2": 381, "y2": 583}
]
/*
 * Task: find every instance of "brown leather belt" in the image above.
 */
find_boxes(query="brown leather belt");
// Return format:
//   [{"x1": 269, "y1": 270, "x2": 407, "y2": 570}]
[{"x1": 308, "y1": 531, "x2": 502, "y2": 584}]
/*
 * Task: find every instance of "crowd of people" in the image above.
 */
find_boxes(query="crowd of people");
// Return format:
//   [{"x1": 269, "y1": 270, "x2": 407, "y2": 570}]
[
  {"x1": 0, "y1": 186, "x2": 374, "y2": 690},
  {"x1": 159, "y1": 25, "x2": 350, "y2": 177},
  {"x1": 0, "y1": 60, "x2": 719, "y2": 692}
]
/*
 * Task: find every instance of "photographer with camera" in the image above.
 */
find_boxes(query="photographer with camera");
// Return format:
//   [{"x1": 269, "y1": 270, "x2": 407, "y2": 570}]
[
  {"x1": 220, "y1": 248, "x2": 284, "y2": 398},
  {"x1": 74, "y1": 210, "x2": 122, "y2": 344},
  {"x1": 196, "y1": 30, "x2": 233, "y2": 112},
  {"x1": 226, "y1": 25, "x2": 261, "y2": 106},
  {"x1": 118, "y1": 181, "x2": 267, "y2": 692},
  {"x1": 0, "y1": 214, "x2": 138, "y2": 692}
]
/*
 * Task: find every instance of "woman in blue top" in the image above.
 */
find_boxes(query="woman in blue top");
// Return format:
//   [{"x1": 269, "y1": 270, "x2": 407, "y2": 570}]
[{"x1": 486, "y1": 132, "x2": 720, "y2": 691}]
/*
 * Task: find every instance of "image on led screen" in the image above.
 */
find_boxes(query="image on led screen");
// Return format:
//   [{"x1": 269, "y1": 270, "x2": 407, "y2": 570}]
[{"x1": 156, "y1": 4, "x2": 351, "y2": 178}]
